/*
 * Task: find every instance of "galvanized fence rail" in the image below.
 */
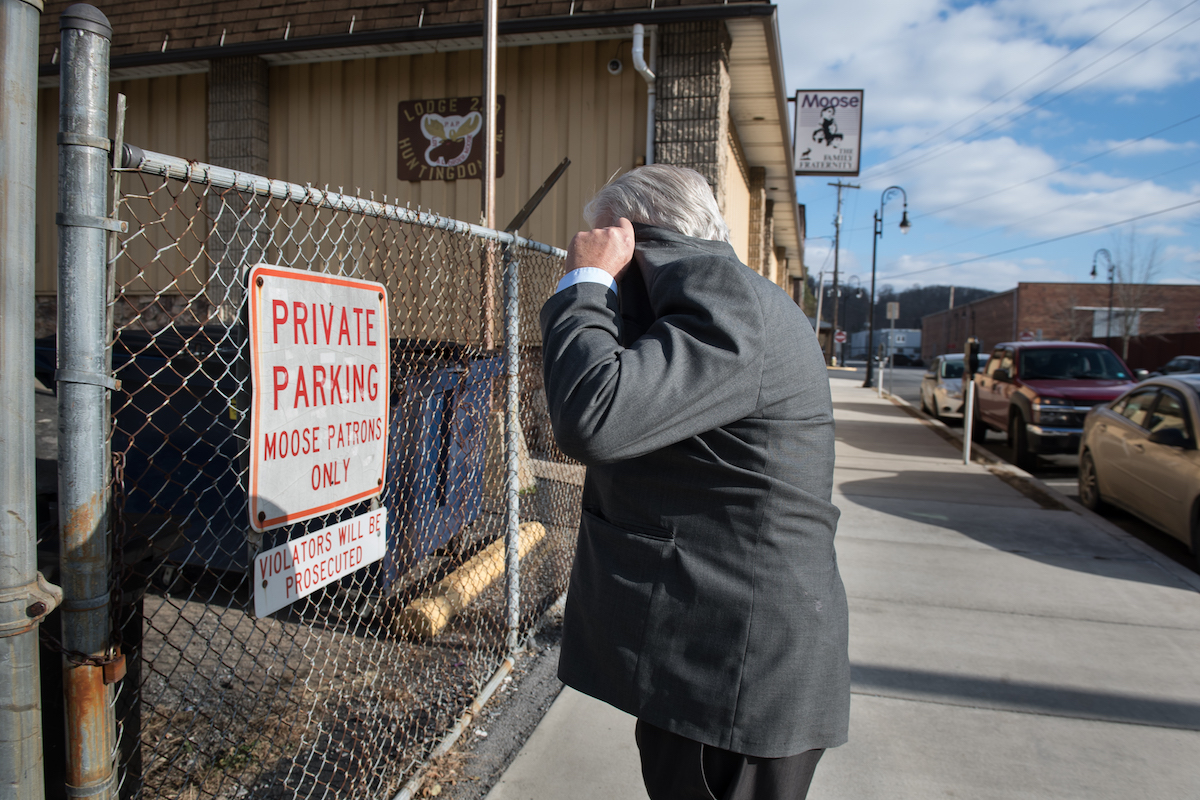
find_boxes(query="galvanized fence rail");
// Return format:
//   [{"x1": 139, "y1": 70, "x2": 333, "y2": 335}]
[{"x1": 51, "y1": 11, "x2": 582, "y2": 799}]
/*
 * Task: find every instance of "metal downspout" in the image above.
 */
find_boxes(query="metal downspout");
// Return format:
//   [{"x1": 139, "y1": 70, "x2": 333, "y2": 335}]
[
  {"x1": 1, "y1": 1, "x2": 61, "y2": 797},
  {"x1": 632, "y1": 24, "x2": 656, "y2": 165},
  {"x1": 57, "y1": 4, "x2": 119, "y2": 798}
]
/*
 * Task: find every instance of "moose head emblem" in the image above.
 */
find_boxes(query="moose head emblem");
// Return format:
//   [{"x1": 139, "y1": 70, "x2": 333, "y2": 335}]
[{"x1": 420, "y1": 112, "x2": 483, "y2": 168}]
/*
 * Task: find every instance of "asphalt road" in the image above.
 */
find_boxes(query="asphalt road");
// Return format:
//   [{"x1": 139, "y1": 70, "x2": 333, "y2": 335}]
[{"x1": 832, "y1": 362, "x2": 1199, "y2": 574}]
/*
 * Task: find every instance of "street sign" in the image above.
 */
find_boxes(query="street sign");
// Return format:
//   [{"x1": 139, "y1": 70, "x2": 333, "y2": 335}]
[
  {"x1": 886, "y1": 302, "x2": 900, "y2": 320},
  {"x1": 247, "y1": 264, "x2": 390, "y2": 532},
  {"x1": 794, "y1": 90, "x2": 864, "y2": 176},
  {"x1": 254, "y1": 507, "x2": 387, "y2": 617},
  {"x1": 1019, "y1": 330, "x2": 1035, "y2": 342},
  {"x1": 834, "y1": 330, "x2": 847, "y2": 344}
]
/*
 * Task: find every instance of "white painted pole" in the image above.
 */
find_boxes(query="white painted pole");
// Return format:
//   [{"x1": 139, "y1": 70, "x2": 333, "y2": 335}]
[{"x1": 963, "y1": 380, "x2": 975, "y2": 465}]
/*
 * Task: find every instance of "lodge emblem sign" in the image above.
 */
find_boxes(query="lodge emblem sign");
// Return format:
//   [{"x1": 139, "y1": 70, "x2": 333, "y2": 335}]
[{"x1": 398, "y1": 95, "x2": 506, "y2": 181}]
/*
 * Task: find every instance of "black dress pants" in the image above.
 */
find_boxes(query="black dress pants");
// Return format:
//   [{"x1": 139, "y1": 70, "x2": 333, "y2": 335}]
[{"x1": 635, "y1": 720, "x2": 825, "y2": 800}]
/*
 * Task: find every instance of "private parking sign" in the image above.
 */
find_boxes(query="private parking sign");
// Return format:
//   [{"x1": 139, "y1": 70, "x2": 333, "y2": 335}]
[{"x1": 247, "y1": 264, "x2": 390, "y2": 532}]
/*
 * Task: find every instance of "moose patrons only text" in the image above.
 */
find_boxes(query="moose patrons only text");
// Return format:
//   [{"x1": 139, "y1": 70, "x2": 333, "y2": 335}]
[{"x1": 248, "y1": 264, "x2": 390, "y2": 532}]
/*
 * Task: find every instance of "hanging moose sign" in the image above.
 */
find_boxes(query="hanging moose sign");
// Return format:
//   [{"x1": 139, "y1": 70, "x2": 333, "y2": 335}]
[{"x1": 397, "y1": 95, "x2": 506, "y2": 182}]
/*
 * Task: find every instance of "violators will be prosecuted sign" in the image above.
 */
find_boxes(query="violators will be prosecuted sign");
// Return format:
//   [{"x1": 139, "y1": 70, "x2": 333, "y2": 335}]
[
  {"x1": 247, "y1": 264, "x2": 390, "y2": 532},
  {"x1": 254, "y1": 507, "x2": 387, "y2": 617}
]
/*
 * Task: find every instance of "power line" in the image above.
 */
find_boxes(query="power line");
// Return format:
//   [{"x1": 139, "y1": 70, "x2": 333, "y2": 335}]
[
  {"x1": 860, "y1": 0, "x2": 1158, "y2": 180},
  {"x1": 880, "y1": 197, "x2": 1200, "y2": 281},
  {"x1": 867, "y1": 1, "x2": 1200, "y2": 181},
  {"x1": 904, "y1": 155, "x2": 1200, "y2": 261}
]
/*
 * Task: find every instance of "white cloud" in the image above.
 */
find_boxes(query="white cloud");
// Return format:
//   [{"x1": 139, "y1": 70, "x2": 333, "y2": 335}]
[
  {"x1": 871, "y1": 136, "x2": 1200, "y2": 237},
  {"x1": 1090, "y1": 137, "x2": 1199, "y2": 155},
  {"x1": 779, "y1": 0, "x2": 1200, "y2": 149}
]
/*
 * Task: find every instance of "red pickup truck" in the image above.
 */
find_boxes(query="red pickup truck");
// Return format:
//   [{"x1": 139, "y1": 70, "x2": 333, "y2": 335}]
[{"x1": 971, "y1": 341, "x2": 1137, "y2": 470}]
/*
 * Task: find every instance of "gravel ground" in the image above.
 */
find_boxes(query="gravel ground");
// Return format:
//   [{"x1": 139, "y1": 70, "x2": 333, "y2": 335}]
[{"x1": 423, "y1": 613, "x2": 566, "y2": 800}]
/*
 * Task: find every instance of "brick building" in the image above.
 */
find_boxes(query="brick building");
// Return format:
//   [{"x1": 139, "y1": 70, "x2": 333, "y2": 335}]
[
  {"x1": 33, "y1": 0, "x2": 804, "y2": 334},
  {"x1": 922, "y1": 282, "x2": 1200, "y2": 369}
]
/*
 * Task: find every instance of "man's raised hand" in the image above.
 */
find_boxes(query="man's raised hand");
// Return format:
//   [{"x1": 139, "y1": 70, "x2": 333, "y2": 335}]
[{"x1": 565, "y1": 218, "x2": 635, "y2": 280}]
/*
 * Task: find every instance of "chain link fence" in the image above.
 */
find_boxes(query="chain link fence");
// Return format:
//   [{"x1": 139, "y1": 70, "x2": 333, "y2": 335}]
[{"x1": 71, "y1": 145, "x2": 582, "y2": 800}]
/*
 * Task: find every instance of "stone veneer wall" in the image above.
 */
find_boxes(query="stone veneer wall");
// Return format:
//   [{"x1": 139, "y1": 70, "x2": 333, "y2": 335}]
[
  {"x1": 206, "y1": 56, "x2": 269, "y2": 325},
  {"x1": 655, "y1": 21, "x2": 733, "y2": 212}
]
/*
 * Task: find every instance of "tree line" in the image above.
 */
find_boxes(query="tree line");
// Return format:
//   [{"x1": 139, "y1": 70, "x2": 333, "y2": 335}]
[{"x1": 805, "y1": 280, "x2": 995, "y2": 333}]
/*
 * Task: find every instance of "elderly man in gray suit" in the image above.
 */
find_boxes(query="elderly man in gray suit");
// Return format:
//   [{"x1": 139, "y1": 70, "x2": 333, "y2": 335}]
[{"x1": 539, "y1": 165, "x2": 849, "y2": 800}]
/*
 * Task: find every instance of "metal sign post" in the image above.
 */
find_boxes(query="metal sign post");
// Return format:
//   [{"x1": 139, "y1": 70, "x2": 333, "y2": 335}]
[
  {"x1": 963, "y1": 381, "x2": 976, "y2": 465},
  {"x1": 886, "y1": 302, "x2": 899, "y2": 396}
]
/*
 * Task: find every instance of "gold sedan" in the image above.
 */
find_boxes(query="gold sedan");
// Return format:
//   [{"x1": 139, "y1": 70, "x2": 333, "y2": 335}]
[{"x1": 1078, "y1": 375, "x2": 1200, "y2": 558}]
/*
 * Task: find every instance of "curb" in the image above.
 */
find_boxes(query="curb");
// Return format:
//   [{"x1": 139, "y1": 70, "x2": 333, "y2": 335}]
[{"x1": 879, "y1": 389, "x2": 1200, "y2": 594}]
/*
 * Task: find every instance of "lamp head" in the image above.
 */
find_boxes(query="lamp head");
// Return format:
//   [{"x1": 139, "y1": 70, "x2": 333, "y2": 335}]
[{"x1": 899, "y1": 210, "x2": 911, "y2": 235}]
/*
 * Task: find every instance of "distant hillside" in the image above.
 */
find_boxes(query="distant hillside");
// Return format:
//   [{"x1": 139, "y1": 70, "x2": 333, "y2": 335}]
[{"x1": 808, "y1": 281, "x2": 995, "y2": 332}]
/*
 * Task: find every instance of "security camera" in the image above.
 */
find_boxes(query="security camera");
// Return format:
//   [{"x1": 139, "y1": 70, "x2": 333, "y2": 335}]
[{"x1": 607, "y1": 58, "x2": 623, "y2": 75}]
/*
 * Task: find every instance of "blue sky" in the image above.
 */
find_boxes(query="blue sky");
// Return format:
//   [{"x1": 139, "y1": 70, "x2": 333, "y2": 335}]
[{"x1": 776, "y1": 0, "x2": 1200, "y2": 297}]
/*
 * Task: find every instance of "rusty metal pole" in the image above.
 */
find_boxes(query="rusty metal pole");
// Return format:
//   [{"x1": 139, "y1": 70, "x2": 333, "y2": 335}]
[
  {"x1": 57, "y1": 5, "x2": 119, "y2": 799},
  {"x1": 1, "y1": 1, "x2": 63, "y2": 797}
]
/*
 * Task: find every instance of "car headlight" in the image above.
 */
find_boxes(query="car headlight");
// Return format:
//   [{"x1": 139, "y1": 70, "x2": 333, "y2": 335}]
[{"x1": 1031, "y1": 396, "x2": 1072, "y2": 426}]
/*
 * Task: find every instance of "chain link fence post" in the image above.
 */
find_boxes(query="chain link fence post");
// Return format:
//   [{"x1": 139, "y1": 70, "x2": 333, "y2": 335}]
[
  {"x1": 56, "y1": 5, "x2": 119, "y2": 799},
  {"x1": 1, "y1": 1, "x2": 59, "y2": 797},
  {"x1": 502, "y1": 242, "x2": 521, "y2": 654}
]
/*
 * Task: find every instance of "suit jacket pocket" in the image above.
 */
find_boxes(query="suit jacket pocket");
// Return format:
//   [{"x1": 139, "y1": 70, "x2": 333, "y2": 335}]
[{"x1": 561, "y1": 509, "x2": 675, "y2": 705}]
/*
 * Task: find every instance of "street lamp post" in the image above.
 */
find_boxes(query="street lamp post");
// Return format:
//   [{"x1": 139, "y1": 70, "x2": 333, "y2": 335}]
[
  {"x1": 863, "y1": 186, "x2": 911, "y2": 389},
  {"x1": 1091, "y1": 248, "x2": 1114, "y2": 341}
]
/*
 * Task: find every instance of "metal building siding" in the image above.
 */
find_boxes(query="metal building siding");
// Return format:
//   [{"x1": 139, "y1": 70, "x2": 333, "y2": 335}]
[
  {"x1": 34, "y1": 74, "x2": 209, "y2": 295},
  {"x1": 267, "y1": 41, "x2": 647, "y2": 251}
]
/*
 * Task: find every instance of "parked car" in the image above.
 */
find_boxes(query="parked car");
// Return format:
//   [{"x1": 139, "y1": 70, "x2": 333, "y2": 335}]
[
  {"x1": 1150, "y1": 355, "x2": 1200, "y2": 377},
  {"x1": 1079, "y1": 376, "x2": 1200, "y2": 557},
  {"x1": 920, "y1": 353, "x2": 990, "y2": 421},
  {"x1": 971, "y1": 341, "x2": 1136, "y2": 470}
]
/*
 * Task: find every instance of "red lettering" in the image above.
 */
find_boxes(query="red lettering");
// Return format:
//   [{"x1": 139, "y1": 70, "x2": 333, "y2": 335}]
[
  {"x1": 294, "y1": 367, "x2": 309, "y2": 408},
  {"x1": 366, "y1": 309, "x2": 377, "y2": 346},
  {"x1": 320, "y1": 304, "x2": 334, "y2": 344},
  {"x1": 323, "y1": 462, "x2": 335, "y2": 487},
  {"x1": 311, "y1": 426, "x2": 321, "y2": 453},
  {"x1": 311, "y1": 465, "x2": 321, "y2": 491},
  {"x1": 338, "y1": 308, "x2": 351, "y2": 345},
  {"x1": 272, "y1": 300, "x2": 288, "y2": 344},
  {"x1": 293, "y1": 302, "x2": 309, "y2": 344},
  {"x1": 353, "y1": 308, "x2": 364, "y2": 345},
  {"x1": 368, "y1": 364, "x2": 379, "y2": 401},
  {"x1": 264, "y1": 432, "x2": 277, "y2": 460},
  {"x1": 313, "y1": 366, "x2": 327, "y2": 405},
  {"x1": 273, "y1": 367, "x2": 289, "y2": 410},
  {"x1": 352, "y1": 364, "x2": 365, "y2": 401},
  {"x1": 330, "y1": 366, "x2": 343, "y2": 403}
]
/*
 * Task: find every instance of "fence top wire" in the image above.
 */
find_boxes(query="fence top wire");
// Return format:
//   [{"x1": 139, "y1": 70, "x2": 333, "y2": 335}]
[{"x1": 119, "y1": 143, "x2": 569, "y2": 258}]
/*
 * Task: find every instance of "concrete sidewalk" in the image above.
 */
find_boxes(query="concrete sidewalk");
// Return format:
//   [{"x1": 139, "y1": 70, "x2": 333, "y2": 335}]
[{"x1": 484, "y1": 376, "x2": 1200, "y2": 800}]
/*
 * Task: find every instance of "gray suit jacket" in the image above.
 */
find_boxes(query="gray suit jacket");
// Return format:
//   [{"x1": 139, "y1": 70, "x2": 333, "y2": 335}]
[{"x1": 539, "y1": 224, "x2": 848, "y2": 758}]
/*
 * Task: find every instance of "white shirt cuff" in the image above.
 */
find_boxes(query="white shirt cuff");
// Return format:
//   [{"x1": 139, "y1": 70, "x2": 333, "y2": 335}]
[{"x1": 556, "y1": 267, "x2": 618, "y2": 295}]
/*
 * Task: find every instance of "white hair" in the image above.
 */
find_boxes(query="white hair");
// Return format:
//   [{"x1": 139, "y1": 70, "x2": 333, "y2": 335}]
[{"x1": 583, "y1": 165, "x2": 731, "y2": 243}]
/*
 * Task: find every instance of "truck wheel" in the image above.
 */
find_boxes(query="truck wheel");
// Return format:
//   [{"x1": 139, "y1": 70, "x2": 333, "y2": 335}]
[
  {"x1": 1078, "y1": 451, "x2": 1105, "y2": 512},
  {"x1": 1009, "y1": 413, "x2": 1036, "y2": 472}
]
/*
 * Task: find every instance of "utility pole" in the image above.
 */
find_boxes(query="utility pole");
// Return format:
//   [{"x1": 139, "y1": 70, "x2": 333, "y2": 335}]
[{"x1": 826, "y1": 180, "x2": 859, "y2": 364}]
